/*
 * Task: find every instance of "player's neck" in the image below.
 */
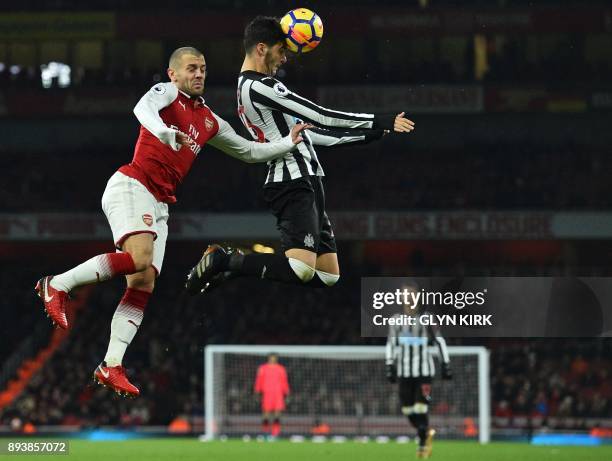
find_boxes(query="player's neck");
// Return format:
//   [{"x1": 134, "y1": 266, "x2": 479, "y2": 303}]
[{"x1": 241, "y1": 56, "x2": 268, "y2": 75}]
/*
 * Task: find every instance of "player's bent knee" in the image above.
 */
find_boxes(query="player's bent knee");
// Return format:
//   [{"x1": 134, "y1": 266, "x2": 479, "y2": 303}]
[
  {"x1": 132, "y1": 258, "x2": 153, "y2": 273},
  {"x1": 127, "y1": 277, "x2": 155, "y2": 292},
  {"x1": 315, "y1": 270, "x2": 340, "y2": 287},
  {"x1": 128, "y1": 251, "x2": 154, "y2": 272},
  {"x1": 126, "y1": 268, "x2": 156, "y2": 292},
  {"x1": 122, "y1": 234, "x2": 155, "y2": 272},
  {"x1": 288, "y1": 258, "x2": 315, "y2": 283}
]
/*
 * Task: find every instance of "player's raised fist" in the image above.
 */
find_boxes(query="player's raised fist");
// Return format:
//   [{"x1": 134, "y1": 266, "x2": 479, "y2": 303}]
[
  {"x1": 290, "y1": 123, "x2": 314, "y2": 145},
  {"x1": 393, "y1": 112, "x2": 415, "y2": 133}
]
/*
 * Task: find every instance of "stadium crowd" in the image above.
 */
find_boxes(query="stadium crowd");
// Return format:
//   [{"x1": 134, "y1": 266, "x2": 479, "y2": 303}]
[
  {"x1": 2, "y1": 49, "x2": 610, "y2": 89},
  {"x1": 2, "y1": 142, "x2": 609, "y2": 213},
  {"x1": 0, "y1": 266, "x2": 63, "y2": 374},
  {"x1": 490, "y1": 341, "x2": 612, "y2": 423},
  {"x1": 0, "y1": 0, "x2": 599, "y2": 11}
]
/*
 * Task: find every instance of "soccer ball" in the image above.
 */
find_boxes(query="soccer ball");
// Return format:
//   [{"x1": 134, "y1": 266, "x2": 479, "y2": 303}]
[{"x1": 280, "y1": 8, "x2": 324, "y2": 54}]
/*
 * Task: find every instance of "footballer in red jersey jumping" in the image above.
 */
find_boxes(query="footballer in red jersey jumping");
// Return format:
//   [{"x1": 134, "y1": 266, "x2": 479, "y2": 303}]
[{"x1": 35, "y1": 47, "x2": 310, "y2": 397}]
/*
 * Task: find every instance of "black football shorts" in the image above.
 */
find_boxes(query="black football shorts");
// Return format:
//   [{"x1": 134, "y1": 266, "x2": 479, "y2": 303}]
[
  {"x1": 399, "y1": 377, "x2": 433, "y2": 407},
  {"x1": 263, "y1": 176, "x2": 337, "y2": 255}
]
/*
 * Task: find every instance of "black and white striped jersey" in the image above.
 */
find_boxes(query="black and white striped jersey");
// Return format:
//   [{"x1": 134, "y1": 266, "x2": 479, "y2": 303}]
[
  {"x1": 237, "y1": 70, "x2": 384, "y2": 184},
  {"x1": 385, "y1": 316, "x2": 450, "y2": 379}
]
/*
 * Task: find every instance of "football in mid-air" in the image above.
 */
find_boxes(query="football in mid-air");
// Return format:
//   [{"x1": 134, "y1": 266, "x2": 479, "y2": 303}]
[{"x1": 280, "y1": 8, "x2": 324, "y2": 54}]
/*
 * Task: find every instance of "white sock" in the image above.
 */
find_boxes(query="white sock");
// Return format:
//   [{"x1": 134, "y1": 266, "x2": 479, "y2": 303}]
[
  {"x1": 104, "y1": 297, "x2": 145, "y2": 367},
  {"x1": 51, "y1": 253, "x2": 133, "y2": 292}
]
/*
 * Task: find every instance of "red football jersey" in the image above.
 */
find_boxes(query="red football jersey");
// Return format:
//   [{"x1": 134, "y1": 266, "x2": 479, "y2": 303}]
[
  {"x1": 119, "y1": 82, "x2": 219, "y2": 204},
  {"x1": 254, "y1": 363, "x2": 290, "y2": 396}
]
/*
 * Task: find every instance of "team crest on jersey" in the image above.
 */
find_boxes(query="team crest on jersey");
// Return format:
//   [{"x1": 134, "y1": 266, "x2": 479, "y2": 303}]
[
  {"x1": 304, "y1": 233, "x2": 315, "y2": 248},
  {"x1": 152, "y1": 84, "x2": 166, "y2": 95},
  {"x1": 205, "y1": 117, "x2": 214, "y2": 131},
  {"x1": 273, "y1": 82, "x2": 289, "y2": 97},
  {"x1": 142, "y1": 214, "x2": 153, "y2": 227}
]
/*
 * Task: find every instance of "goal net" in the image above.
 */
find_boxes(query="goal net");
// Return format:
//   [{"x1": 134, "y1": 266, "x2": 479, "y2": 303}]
[{"x1": 204, "y1": 345, "x2": 490, "y2": 443}]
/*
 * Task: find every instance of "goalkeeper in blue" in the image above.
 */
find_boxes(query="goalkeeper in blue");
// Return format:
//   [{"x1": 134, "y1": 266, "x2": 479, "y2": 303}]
[{"x1": 386, "y1": 284, "x2": 452, "y2": 459}]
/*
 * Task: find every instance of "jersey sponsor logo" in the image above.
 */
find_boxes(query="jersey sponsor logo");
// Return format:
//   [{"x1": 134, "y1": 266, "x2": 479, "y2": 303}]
[
  {"x1": 205, "y1": 117, "x2": 214, "y2": 131},
  {"x1": 399, "y1": 336, "x2": 427, "y2": 346},
  {"x1": 189, "y1": 124, "x2": 200, "y2": 140},
  {"x1": 273, "y1": 82, "x2": 289, "y2": 97},
  {"x1": 178, "y1": 100, "x2": 186, "y2": 111},
  {"x1": 189, "y1": 140, "x2": 201, "y2": 156},
  {"x1": 183, "y1": 129, "x2": 202, "y2": 156},
  {"x1": 142, "y1": 213, "x2": 153, "y2": 227},
  {"x1": 153, "y1": 84, "x2": 166, "y2": 95},
  {"x1": 304, "y1": 233, "x2": 315, "y2": 248}
]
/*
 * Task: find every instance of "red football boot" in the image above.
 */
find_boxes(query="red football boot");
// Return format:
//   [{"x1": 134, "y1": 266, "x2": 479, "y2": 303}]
[
  {"x1": 35, "y1": 276, "x2": 69, "y2": 329},
  {"x1": 93, "y1": 362, "x2": 140, "y2": 398}
]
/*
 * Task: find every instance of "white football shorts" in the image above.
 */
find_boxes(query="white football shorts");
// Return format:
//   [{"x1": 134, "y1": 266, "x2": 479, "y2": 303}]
[{"x1": 101, "y1": 171, "x2": 169, "y2": 275}]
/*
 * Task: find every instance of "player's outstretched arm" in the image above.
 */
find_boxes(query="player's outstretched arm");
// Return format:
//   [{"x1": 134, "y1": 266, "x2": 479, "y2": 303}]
[
  {"x1": 133, "y1": 82, "x2": 183, "y2": 151},
  {"x1": 251, "y1": 78, "x2": 415, "y2": 132},
  {"x1": 306, "y1": 127, "x2": 386, "y2": 147},
  {"x1": 207, "y1": 112, "x2": 310, "y2": 163}
]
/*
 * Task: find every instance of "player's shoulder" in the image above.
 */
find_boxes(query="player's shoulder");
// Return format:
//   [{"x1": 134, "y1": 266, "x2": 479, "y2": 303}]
[
  {"x1": 200, "y1": 100, "x2": 214, "y2": 113},
  {"x1": 240, "y1": 70, "x2": 269, "y2": 83},
  {"x1": 259, "y1": 77, "x2": 291, "y2": 98},
  {"x1": 148, "y1": 82, "x2": 178, "y2": 99},
  {"x1": 240, "y1": 71, "x2": 291, "y2": 97},
  {"x1": 204, "y1": 106, "x2": 224, "y2": 124}
]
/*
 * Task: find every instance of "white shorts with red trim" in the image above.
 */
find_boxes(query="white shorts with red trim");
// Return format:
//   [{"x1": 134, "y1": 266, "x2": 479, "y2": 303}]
[{"x1": 102, "y1": 171, "x2": 169, "y2": 274}]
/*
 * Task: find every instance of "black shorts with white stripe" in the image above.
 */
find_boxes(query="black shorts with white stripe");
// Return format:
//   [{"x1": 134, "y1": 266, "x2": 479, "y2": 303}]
[{"x1": 263, "y1": 176, "x2": 337, "y2": 255}]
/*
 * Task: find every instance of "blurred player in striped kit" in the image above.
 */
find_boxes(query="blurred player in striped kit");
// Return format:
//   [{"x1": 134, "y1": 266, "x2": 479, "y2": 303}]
[{"x1": 386, "y1": 283, "x2": 452, "y2": 459}]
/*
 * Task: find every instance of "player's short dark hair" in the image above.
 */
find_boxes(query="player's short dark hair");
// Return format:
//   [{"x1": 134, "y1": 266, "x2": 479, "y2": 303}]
[
  {"x1": 243, "y1": 16, "x2": 285, "y2": 53},
  {"x1": 169, "y1": 46, "x2": 203, "y2": 69}
]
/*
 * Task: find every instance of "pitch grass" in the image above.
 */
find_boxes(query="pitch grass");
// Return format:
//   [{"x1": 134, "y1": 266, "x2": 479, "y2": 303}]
[{"x1": 7, "y1": 439, "x2": 612, "y2": 461}]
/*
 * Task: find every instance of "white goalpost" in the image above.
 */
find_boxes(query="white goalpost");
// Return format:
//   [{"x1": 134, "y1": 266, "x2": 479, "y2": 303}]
[{"x1": 204, "y1": 345, "x2": 490, "y2": 443}]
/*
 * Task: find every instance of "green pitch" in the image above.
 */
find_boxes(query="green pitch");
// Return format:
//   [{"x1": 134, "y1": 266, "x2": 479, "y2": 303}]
[{"x1": 8, "y1": 439, "x2": 612, "y2": 461}]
